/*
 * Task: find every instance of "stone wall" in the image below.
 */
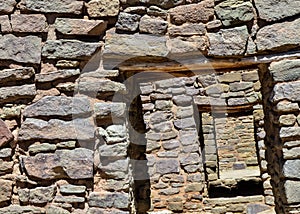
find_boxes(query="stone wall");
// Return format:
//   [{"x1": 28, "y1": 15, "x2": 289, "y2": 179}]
[{"x1": 0, "y1": 0, "x2": 299, "y2": 213}]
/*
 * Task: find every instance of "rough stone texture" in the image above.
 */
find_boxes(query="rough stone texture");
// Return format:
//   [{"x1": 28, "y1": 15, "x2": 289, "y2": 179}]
[
  {"x1": 283, "y1": 160, "x2": 300, "y2": 179},
  {"x1": 140, "y1": 15, "x2": 168, "y2": 35},
  {"x1": 271, "y1": 81, "x2": 300, "y2": 102},
  {"x1": 86, "y1": 0, "x2": 120, "y2": 17},
  {"x1": 269, "y1": 59, "x2": 300, "y2": 82},
  {"x1": 18, "y1": 118, "x2": 95, "y2": 141},
  {"x1": 35, "y1": 69, "x2": 80, "y2": 83},
  {"x1": 116, "y1": 12, "x2": 141, "y2": 32},
  {"x1": 88, "y1": 192, "x2": 129, "y2": 209},
  {"x1": 0, "y1": 34, "x2": 41, "y2": 64},
  {"x1": 60, "y1": 184, "x2": 86, "y2": 194},
  {"x1": 23, "y1": 96, "x2": 92, "y2": 118},
  {"x1": 0, "y1": 15, "x2": 12, "y2": 33},
  {"x1": 22, "y1": 148, "x2": 93, "y2": 180},
  {"x1": 0, "y1": 119, "x2": 14, "y2": 147},
  {"x1": 42, "y1": 40, "x2": 102, "y2": 60},
  {"x1": 19, "y1": 185, "x2": 56, "y2": 204},
  {"x1": 0, "y1": 0, "x2": 16, "y2": 14},
  {"x1": 208, "y1": 25, "x2": 249, "y2": 56},
  {"x1": 0, "y1": 84, "x2": 36, "y2": 104},
  {"x1": 168, "y1": 23, "x2": 206, "y2": 36},
  {"x1": 169, "y1": 0, "x2": 214, "y2": 25},
  {"x1": 255, "y1": 0, "x2": 300, "y2": 22},
  {"x1": 18, "y1": 0, "x2": 84, "y2": 14},
  {"x1": 11, "y1": 14, "x2": 48, "y2": 33},
  {"x1": 256, "y1": 18, "x2": 300, "y2": 52},
  {"x1": 284, "y1": 181, "x2": 300, "y2": 204},
  {"x1": 0, "y1": 179, "x2": 13, "y2": 203},
  {"x1": 55, "y1": 18, "x2": 107, "y2": 36},
  {"x1": 215, "y1": 0, "x2": 254, "y2": 26},
  {"x1": 0, "y1": 67, "x2": 35, "y2": 85}
]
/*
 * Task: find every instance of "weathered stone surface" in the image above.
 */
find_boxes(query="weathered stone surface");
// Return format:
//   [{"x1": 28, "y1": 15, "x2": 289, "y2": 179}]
[
  {"x1": 46, "y1": 205, "x2": 70, "y2": 214},
  {"x1": 215, "y1": 0, "x2": 254, "y2": 26},
  {"x1": 88, "y1": 192, "x2": 129, "y2": 209},
  {"x1": 116, "y1": 12, "x2": 140, "y2": 32},
  {"x1": 36, "y1": 69, "x2": 80, "y2": 83},
  {"x1": 124, "y1": 6, "x2": 147, "y2": 14},
  {"x1": 0, "y1": 160, "x2": 13, "y2": 174},
  {"x1": 0, "y1": 119, "x2": 13, "y2": 147},
  {"x1": 55, "y1": 18, "x2": 107, "y2": 36},
  {"x1": 0, "y1": 84, "x2": 36, "y2": 104},
  {"x1": 156, "y1": 159, "x2": 180, "y2": 175},
  {"x1": 54, "y1": 195, "x2": 85, "y2": 203},
  {"x1": 0, "y1": 148, "x2": 12, "y2": 158},
  {"x1": 283, "y1": 160, "x2": 300, "y2": 179},
  {"x1": 0, "y1": 67, "x2": 34, "y2": 85},
  {"x1": 0, "y1": 34, "x2": 41, "y2": 64},
  {"x1": 103, "y1": 30, "x2": 168, "y2": 65},
  {"x1": 168, "y1": 23, "x2": 206, "y2": 36},
  {"x1": 208, "y1": 26, "x2": 248, "y2": 56},
  {"x1": 20, "y1": 185, "x2": 56, "y2": 204},
  {"x1": 99, "y1": 143, "x2": 128, "y2": 157},
  {"x1": 172, "y1": 95, "x2": 192, "y2": 106},
  {"x1": 218, "y1": 72, "x2": 241, "y2": 83},
  {"x1": 256, "y1": 18, "x2": 300, "y2": 52},
  {"x1": 22, "y1": 148, "x2": 93, "y2": 180},
  {"x1": 167, "y1": 37, "x2": 208, "y2": 55},
  {"x1": 94, "y1": 102, "x2": 126, "y2": 122},
  {"x1": 271, "y1": 81, "x2": 300, "y2": 102},
  {"x1": 140, "y1": 15, "x2": 168, "y2": 35},
  {"x1": 18, "y1": 118, "x2": 95, "y2": 141},
  {"x1": 279, "y1": 114, "x2": 296, "y2": 126},
  {"x1": 283, "y1": 147, "x2": 300, "y2": 159},
  {"x1": 230, "y1": 82, "x2": 253, "y2": 92},
  {"x1": 60, "y1": 184, "x2": 86, "y2": 194},
  {"x1": 86, "y1": 0, "x2": 119, "y2": 17},
  {"x1": 280, "y1": 127, "x2": 300, "y2": 139},
  {"x1": 270, "y1": 59, "x2": 300, "y2": 82},
  {"x1": 42, "y1": 40, "x2": 101, "y2": 60},
  {"x1": 274, "y1": 100, "x2": 299, "y2": 112},
  {"x1": 77, "y1": 78, "x2": 126, "y2": 95},
  {"x1": 28, "y1": 143, "x2": 56, "y2": 155},
  {"x1": 0, "y1": 205, "x2": 44, "y2": 214},
  {"x1": 147, "y1": 5, "x2": 168, "y2": 18},
  {"x1": 11, "y1": 14, "x2": 47, "y2": 33},
  {"x1": 254, "y1": 0, "x2": 300, "y2": 22},
  {"x1": 0, "y1": 15, "x2": 12, "y2": 33},
  {"x1": 0, "y1": 0, "x2": 16, "y2": 14},
  {"x1": 18, "y1": 0, "x2": 84, "y2": 14},
  {"x1": 0, "y1": 179, "x2": 12, "y2": 203},
  {"x1": 23, "y1": 96, "x2": 92, "y2": 118},
  {"x1": 98, "y1": 124, "x2": 127, "y2": 144},
  {"x1": 284, "y1": 180, "x2": 300, "y2": 204},
  {"x1": 169, "y1": 0, "x2": 214, "y2": 25}
]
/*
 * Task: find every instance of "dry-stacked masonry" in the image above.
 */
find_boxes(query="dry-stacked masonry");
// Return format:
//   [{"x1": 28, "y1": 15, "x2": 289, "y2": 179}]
[{"x1": 0, "y1": 0, "x2": 299, "y2": 213}]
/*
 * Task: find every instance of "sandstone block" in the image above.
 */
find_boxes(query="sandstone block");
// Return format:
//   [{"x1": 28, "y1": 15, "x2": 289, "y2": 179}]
[
  {"x1": 254, "y1": 0, "x2": 300, "y2": 22},
  {"x1": 156, "y1": 159, "x2": 180, "y2": 175},
  {"x1": 116, "y1": 12, "x2": 140, "y2": 32},
  {"x1": 0, "y1": 0, "x2": 16, "y2": 14},
  {"x1": 28, "y1": 143, "x2": 56, "y2": 155},
  {"x1": 0, "y1": 119, "x2": 13, "y2": 147},
  {"x1": 169, "y1": 0, "x2": 214, "y2": 25},
  {"x1": 0, "y1": 67, "x2": 34, "y2": 85},
  {"x1": 86, "y1": 0, "x2": 119, "y2": 17},
  {"x1": 19, "y1": 185, "x2": 56, "y2": 204},
  {"x1": 169, "y1": 23, "x2": 206, "y2": 36},
  {"x1": 283, "y1": 159, "x2": 300, "y2": 179},
  {"x1": 18, "y1": 118, "x2": 95, "y2": 141},
  {"x1": 23, "y1": 96, "x2": 92, "y2": 118},
  {"x1": 0, "y1": 205, "x2": 44, "y2": 214},
  {"x1": 0, "y1": 84, "x2": 36, "y2": 104},
  {"x1": 42, "y1": 40, "x2": 102, "y2": 60},
  {"x1": 22, "y1": 148, "x2": 94, "y2": 180},
  {"x1": 271, "y1": 81, "x2": 300, "y2": 102},
  {"x1": 256, "y1": 18, "x2": 300, "y2": 52},
  {"x1": 36, "y1": 69, "x2": 80, "y2": 83},
  {"x1": 0, "y1": 15, "x2": 12, "y2": 33},
  {"x1": 94, "y1": 102, "x2": 126, "y2": 122},
  {"x1": 88, "y1": 192, "x2": 129, "y2": 209},
  {"x1": 269, "y1": 59, "x2": 300, "y2": 82},
  {"x1": 54, "y1": 195, "x2": 85, "y2": 203},
  {"x1": 55, "y1": 18, "x2": 107, "y2": 36},
  {"x1": 60, "y1": 184, "x2": 86, "y2": 194},
  {"x1": 140, "y1": 15, "x2": 168, "y2": 35},
  {"x1": 0, "y1": 34, "x2": 41, "y2": 64},
  {"x1": 11, "y1": 14, "x2": 47, "y2": 33},
  {"x1": 215, "y1": 0, "x2": 254, "y2": 26},
  {"x1": 208, "y1": 25, "x2": 248, "y2": 56},
  {"x1": 0, "y1": 179, "x2": 13, "y2": 203},
  {"x1": 18, "y1": 0, "x2": 84, "y2": 14},
  {"x1": 284, "y1": 180, "x2": 300, "y2": 204}
]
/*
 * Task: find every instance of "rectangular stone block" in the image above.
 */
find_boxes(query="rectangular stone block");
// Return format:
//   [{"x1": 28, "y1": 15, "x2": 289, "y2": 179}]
[
  {"x1": 0, "y1": 34, "x2": 41, "y2": 64},
  {"x1": 270, "y1": 59, "x2": 300, "y2": 83},
  {"x1": 11, "y1": 14, "x2": 48, "y2": 33},
  {"x1": 0, "y1": 84, "x2": 36, "y2": 104},
  {"x1": 0, "y1": 67, "x2": 34, "y2": 85},
  {"x1": 284, "y1": 180, "x2": 300, "y2": 204},
  {"x1": 283, "y1": 160, "x2": 300, "y2": 179}
]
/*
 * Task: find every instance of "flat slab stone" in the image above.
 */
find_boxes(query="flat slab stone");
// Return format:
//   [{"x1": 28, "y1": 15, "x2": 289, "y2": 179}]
[
  {"x1": 23, "y1": 96, "x2": 92, "y2": 118},
  {"x1": 0, "y1": 84, "x2": 36, "y2": 104},
  {"x1": 271, "y1": 81, "x2": 300, "y2": 102},
  {"x1": 55, "y1": 18, "x2": 107, "y2": 36},
  {"x1": 284, "y1": 180, "x2": 300, "y2": 204},
  {"x1": 42, "y1": 40, "x2": 102, "y2": 60},
  {"x1": 254, "y1": 0, "x2": 300, "y2": 22},
  {"x1": 35, "y1": 69, "x2": 80, "y2": 83},
  {"x1": 18, "y1": 0, "x2": 84, "y2": 14},
  {"x1": 269, "y1": 59, "x2": 300, "y2": 82},
  {"x1": 11, "y1": 14, "x2": 48, "y2": 33},
  {"x1": 256, "y1": 18, "x2": 300, "y2": 52},
  {"x1": 0, "y1": 34, "x2": 41, "y2": 64},
  {"x1": 283, "y1": 159, "x2": 300, "y2": 179},
  {"x1": 0, "y1": 119, "x2": 14, "y2": 147},
  {"x1": 22, "y1": 148, "x2": 94, "y2": 180},
  {"x1": 18, "y1": 118, "x2": 95, "y2": 141},
  {"x1": 0, "y1": 67, "x2": 35, "y2": 85}
]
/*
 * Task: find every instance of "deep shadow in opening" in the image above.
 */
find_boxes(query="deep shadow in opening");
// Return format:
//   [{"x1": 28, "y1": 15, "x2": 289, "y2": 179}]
[{"x1": 208, "y1": 179, "x2": 264, "y2": 198}]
